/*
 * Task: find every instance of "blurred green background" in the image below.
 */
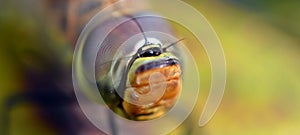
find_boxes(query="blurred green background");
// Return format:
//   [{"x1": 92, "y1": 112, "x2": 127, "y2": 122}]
[
  {"x1": 0, "y1": 0, "x2": 299, "y2": 135},
  {"x1": 184, "y1": 0, "x2": 300, "y2": 135}
]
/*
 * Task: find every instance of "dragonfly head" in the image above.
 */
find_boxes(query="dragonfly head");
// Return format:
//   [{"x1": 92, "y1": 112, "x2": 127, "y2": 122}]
[{"x1": 138, "y1": 44, "x2": 162, "y2": 57}]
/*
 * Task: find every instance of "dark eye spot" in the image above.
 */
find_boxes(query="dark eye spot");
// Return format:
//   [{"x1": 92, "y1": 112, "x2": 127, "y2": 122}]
[{"x1": 139, "y1": 48, "x2": 161, "y2": 57}]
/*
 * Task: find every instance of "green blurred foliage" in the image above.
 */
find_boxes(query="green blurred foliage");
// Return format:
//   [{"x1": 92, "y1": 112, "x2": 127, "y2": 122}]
[
  {"x1": 0, "y1": 0, "x2": 299, "y2": 135},
  {"x1": 0, "y1": 1, "x2": 71, "y2": 135},
  {"x1": 179, "y1": 0, "x2": 300, "y2": 135}
]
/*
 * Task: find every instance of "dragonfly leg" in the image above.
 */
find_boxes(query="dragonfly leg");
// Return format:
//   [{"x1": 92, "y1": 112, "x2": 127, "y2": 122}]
[{"x1": 108, "y1": 109, "x2": 118, "y2": 135}]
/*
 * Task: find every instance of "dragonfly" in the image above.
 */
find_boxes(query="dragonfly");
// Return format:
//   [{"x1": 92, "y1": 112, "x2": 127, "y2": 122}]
[
  {"x1": 92, "y1": 6, "x2": 184, "y2": 121},
  {"x1": 59, "y1": 0, "x2": 224, "y2": 134},
  {"x1": 1, "y1": 0, "x2": 192, "y2": 135},
  {"x1": 72, "y1": 0, "x2": 199, "y2": 134}
]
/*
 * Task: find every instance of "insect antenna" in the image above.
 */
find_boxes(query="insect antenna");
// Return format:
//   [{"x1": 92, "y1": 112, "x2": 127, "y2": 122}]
[
  {"x1": 98, "y1": 1, "x2": 154, "y2": 134},
  {"x1": 162, "y1": 38, "x2": 184, "y2": 52},
  {"x1": 111, "y1": 1, "x2": 148, "y2": 45},
  {"x1": 124, "y1": 15, "x2": 148, "y2": 45}
]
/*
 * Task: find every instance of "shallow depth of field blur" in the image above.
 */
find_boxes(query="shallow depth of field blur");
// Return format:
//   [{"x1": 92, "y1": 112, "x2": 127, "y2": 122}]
[{"x1": 1, "y1": 0, "x2": 300, "y2": 135}]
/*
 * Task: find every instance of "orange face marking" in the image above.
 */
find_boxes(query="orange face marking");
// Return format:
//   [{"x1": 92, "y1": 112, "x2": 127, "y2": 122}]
[{"x1": 122, "y1": 64, "x2": 181, "y2": 120}]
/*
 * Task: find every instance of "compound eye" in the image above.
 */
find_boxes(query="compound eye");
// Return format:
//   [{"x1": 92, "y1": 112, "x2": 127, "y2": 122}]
[{"x1": 140, "y1": 49, "x2": 161, "y2": 57}]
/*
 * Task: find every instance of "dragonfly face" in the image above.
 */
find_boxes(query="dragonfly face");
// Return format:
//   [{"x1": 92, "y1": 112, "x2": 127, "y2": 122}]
[
  {"x1": 121, "y1": 43, "x2": 182, "y2": 120},
  {"x1": 74, "y1": 0, "x2": 224, "y2": 134},
  {"x1": 95, "y1": 14, "x2": 183, "y2": 120}
]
